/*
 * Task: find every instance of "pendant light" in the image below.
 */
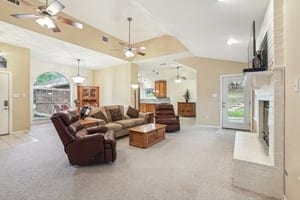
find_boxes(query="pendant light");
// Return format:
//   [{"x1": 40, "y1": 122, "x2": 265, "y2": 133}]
[
  {"x1": 174, "y1": 66, "x2": 182, "y2": 84},
  {"x1": 71, "y1": 59, "x2": 86, "y2": 84}
]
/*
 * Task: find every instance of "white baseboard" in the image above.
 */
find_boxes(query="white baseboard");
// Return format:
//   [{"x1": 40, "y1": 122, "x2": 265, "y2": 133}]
[
  {"x1": 12, "y1": 130, "x2": 29, "y2": 134},
  {"x1": 282, "y1": 195, "x2": 287, "y2": 200},
  {"x1": 196, "y1": 124, "x2": 220, "y2": 129},
  {"x1": 31, "y1": 119, "x2": 51, "y2": 125}
]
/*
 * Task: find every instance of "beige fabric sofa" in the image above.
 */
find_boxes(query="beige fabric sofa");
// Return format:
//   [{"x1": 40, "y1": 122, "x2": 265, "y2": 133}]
[{"x1": 86, "y1": 105, "x2": 151, "y2": 138}]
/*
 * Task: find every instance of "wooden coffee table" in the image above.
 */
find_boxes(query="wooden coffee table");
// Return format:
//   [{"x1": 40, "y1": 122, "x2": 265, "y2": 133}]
[{"x1": 128, "y1": 123, "x2": 167, "y2": 148}]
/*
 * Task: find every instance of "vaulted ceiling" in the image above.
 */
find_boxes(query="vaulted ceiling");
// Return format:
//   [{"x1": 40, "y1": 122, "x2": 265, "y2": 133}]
[
  {"x1": 58, "y1": 0, "x2": 269, "y2": 62},
  {"x1": 1, "y1": 0, "x2": 270, "y2": 67}
]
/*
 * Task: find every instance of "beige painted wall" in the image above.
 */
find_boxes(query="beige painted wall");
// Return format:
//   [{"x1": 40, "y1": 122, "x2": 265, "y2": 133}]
[
  {"x1": 284, "y1": 0, "x2": 300, "y2": 199},
  {"x1": 178, "y1": 57, "x2": 246, "y2": 126},
  {"x1": 133, "y1": 35, "x2": 188, "y2": 61},
  {"x1": 167, "y1": 79, "x2": 197, "y2": 114},
  {"x1": 30, "y1": 59, "x2": 93, "y2": 121},
  {"x1": 0, "y1": 42, "x2": 30, "y2": 132},
  {"x1": 93, "y1": 62, "x2": 137, "y2": 106}
]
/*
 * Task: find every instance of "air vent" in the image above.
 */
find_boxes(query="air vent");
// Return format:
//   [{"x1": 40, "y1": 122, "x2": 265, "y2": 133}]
[
  {"x1": 102, "y1": 36, "x2": 108, "y2": 42},
  {"x1": 7, "y1": 0, "x2": 20, "y2": 6}
]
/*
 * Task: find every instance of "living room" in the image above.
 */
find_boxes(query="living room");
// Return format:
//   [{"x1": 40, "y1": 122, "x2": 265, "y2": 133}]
[{"x1": 0, "y1": 0, "x2": 299, "y2": 200}]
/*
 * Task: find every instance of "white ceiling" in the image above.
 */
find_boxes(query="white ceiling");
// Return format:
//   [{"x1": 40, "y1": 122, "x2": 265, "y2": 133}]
[
  {"x1": 0, "y1": 21, "x2": 126, "y2": 69},
  {"x1": 2, "y1": 0, "x2": 270, "y2": 67},
  {"x1": 58, "y1": 0, "x2": 269, "y2": 62},
  {"x1": 136, "y1": 52, "x2": 196, "y2": 81},
  {"x1": 47, "y1": 0, "x2": 167, "y2": 43}
]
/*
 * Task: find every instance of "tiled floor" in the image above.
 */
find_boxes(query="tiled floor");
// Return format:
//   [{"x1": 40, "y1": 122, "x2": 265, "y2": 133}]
[{"x1": 0, "y1": 132, "x2": 39, "y2": 150}]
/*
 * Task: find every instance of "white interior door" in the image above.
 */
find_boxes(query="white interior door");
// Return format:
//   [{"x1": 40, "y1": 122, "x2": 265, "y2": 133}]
[
  {"x1": 0, "y1": 73, "x2": 9, "y2": 135},
  {"x1": 221, "y1": 75, "x2": 250, "y2": 130}
]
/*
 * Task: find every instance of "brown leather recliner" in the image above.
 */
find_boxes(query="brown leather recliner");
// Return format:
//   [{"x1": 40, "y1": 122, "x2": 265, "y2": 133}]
[
  {"x1": 51, "y1": 112, "x2": 117, "y2": 165},
  {"x1": 155, "y1": 104, "x2": 180, "y2": 132}
]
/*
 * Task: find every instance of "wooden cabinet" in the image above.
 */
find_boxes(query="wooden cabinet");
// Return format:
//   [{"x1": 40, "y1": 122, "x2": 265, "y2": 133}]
[
  {"x1": 177, "y1": 102, "x2": 196, "y2": 117},
  {"x1": 154, "y1": 80, "x2": 167, "y2": 97},
  {"x1": 77, "y1": 86, "x2": 99, "y2": 109},
  {"x1": 140, "y1": 103, "x2": 156, "y2": 114}
]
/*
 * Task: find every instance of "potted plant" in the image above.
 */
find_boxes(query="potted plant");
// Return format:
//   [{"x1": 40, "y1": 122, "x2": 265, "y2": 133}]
[{"x1": 183, "y1": 89, "x2": 190, "y2": 102}]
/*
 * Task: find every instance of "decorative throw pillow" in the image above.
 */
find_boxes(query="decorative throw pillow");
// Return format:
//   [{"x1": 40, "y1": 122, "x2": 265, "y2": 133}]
[
  {"x1": 91, "y1": 111, "x2": 108, "y2": 123},
  {"x1": 126, "y1": 106, "x2": 139, "y2": 118},
  {"x1": 109, "y1": 108, "x2": 123, "y2": 121}
]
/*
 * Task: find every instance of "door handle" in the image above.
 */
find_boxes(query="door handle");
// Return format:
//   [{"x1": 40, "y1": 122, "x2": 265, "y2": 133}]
[
  {"x1": 3, "y1": 100, "x2": 9, "y2": 110},
  {"x1": 4, "y1": 100, "x2": 8, "y2": 107},
  {"x1": 222, "y1": 102, "x2": 226, "y2": 108}
]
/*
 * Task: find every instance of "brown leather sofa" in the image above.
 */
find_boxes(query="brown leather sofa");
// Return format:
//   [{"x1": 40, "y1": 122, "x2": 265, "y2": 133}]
[
  {"x1": 51, "y1": 112, "x2": 117, "y2": 165},
  {"x1": 155, "y1": 104, "x2": 180, "y2": 132}
]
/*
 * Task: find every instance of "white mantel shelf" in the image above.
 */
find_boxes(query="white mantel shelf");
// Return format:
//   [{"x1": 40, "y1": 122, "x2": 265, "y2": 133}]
[
  {"x1": 243, "y1": 71, "x2": 274, "y2": 88},
  {"x1": 234, "y1": 131, "x2": 273, "y2": 166}
]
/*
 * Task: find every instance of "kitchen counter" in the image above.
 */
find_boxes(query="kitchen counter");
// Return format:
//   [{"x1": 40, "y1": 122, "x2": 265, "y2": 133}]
[{"x1": 140, "y1": 97, "x2": 170, "y2": 104}]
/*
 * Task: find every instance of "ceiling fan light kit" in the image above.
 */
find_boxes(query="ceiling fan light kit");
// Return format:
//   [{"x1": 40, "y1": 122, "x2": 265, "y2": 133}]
[
  {"x1": 124, "y1": 49, "x2": 135, "y2": 58},
  {"x1": 35, "y1": 16, "x2": 55, "y2": 29},
  {"x1": 11, "y1": 0, "x2": 83, "y2": 32},
  {"x1": 174, "y1": 66, "x2": 186, "y2": 84},
  {"x1": 121, "y1": 17, "x2": 146, "y2": 58}
]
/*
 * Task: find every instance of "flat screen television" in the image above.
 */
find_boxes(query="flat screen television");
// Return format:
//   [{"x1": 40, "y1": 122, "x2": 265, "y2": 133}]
[{"x1": 243, "y1": 21, "x2": 267, "y2": 73}]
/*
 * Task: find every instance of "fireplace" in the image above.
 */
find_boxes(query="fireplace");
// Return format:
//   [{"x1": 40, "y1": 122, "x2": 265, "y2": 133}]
[
  {"x1": 258, "y1": 100, "x2": 270, "y2": 154},
  {"x1": 262, "y1": 101, "x2": 269, "y2": 146}
]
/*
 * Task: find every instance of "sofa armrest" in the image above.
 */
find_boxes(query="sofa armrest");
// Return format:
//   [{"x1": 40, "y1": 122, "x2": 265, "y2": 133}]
[
  {"x1": 139, "y1": 112, "x2": 153, "y2": 123},
  {"x1": 103, "y1": 130, "x2": 116, "y2": 144},
  {"x1": 86, "y1": 125, "x2": 108, "y2": 134}
]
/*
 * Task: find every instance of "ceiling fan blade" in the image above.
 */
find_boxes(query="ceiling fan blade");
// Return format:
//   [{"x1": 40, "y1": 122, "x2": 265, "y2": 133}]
[
  {"x1": 52, "y1": 23, "x2": 61, "y2": 32},
  {"x1": 119, "y1": 42, "x2": 126, "y2": 46},
  {"x1": 137, "y1": 51, "x2": 146, "y2": 56},
  {"x1": 139, "y1": 46, "x2": 146, "y2": 50},
  {"x1": 19, "y1": 0, "x2": 36, "y2": 9},
  {"x1": 46, "y1": 0, "x2": 65, "y2": 16},
  {"x1": 54, "y1": 16, "x2": 83, "y2": 29},
  {"x1": 11, "y1": 13, "x2": 40, "y2": 19},
  {"x1": 181, "y1": 76, "x2": 187, "y2": 80}
]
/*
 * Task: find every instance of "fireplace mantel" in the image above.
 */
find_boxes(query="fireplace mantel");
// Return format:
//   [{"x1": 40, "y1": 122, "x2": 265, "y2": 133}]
[{"x1": 243, "y1": 71, "x2": 274, "y2": 89}]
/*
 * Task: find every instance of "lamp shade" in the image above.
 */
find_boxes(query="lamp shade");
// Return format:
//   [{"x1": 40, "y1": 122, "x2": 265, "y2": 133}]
[{"x1": 71, "y1": 75, "x2": 86, "y2": 84}]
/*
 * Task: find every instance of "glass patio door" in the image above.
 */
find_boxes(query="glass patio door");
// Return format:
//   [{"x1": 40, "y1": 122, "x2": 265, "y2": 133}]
[{"x1": 221, "y1": 75, "x2": 250, "y2": 130}]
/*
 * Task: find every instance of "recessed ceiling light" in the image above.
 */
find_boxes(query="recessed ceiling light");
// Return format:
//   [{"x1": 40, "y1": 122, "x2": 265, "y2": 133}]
[{"x1": 227, "y1": 38, "x2": 239, "y2": 45}]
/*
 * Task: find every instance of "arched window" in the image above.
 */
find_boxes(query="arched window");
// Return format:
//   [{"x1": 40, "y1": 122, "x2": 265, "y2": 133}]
[{"x1": 33, "y1": 72, "x2": 70, "y2": 120}]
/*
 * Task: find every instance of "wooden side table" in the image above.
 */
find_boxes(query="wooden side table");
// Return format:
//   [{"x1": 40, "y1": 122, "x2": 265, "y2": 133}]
[{"x1": 79, "y1": 118, "x2": 100, "y2": 128}]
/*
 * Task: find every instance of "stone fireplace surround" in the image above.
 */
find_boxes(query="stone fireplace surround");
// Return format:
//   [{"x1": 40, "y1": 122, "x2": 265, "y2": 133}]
[{"x1": 232, "y1": 67, "x2": 284, "y2": 199}]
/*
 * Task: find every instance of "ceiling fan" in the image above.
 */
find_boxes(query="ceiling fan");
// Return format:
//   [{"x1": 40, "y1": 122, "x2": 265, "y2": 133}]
[
  {"x1": 119, "y1": 17, "x2": 146, "y2": 58},
  {"x1": 10, "y1": 0, "x2": 83, "y2": 32},
  {"x1": 174, "y1": 66, "x2": 187, "y2": 83}
]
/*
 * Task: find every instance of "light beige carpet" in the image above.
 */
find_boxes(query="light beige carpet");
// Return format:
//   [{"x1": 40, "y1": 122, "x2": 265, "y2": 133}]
[{"x1": 0, "y1": 124, "x2": 275, "y2": 200}]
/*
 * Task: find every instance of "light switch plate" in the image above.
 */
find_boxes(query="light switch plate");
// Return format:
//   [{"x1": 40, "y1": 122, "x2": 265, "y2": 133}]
[{"x1": 293, "y1": 79, "x2": 300, "y2": 92}]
